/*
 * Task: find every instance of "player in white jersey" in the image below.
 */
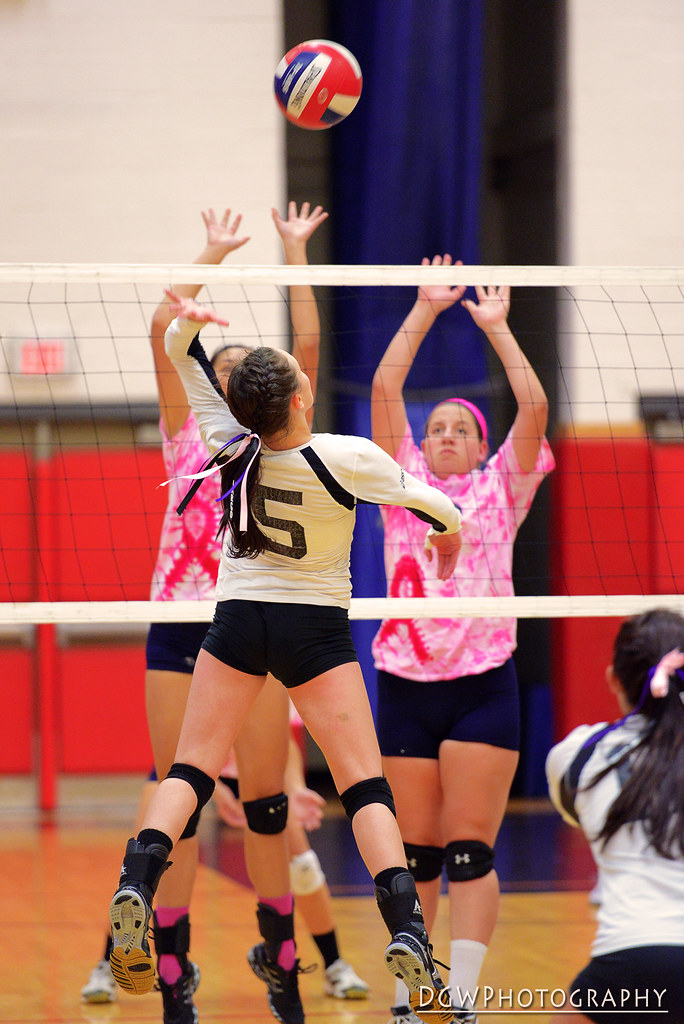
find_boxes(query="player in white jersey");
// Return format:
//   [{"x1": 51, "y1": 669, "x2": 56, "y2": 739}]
[
  {"x1": 546, "y1": 608, "x2": 684, "y2": 1024},
  {"x1": 83, "y1": 203, "x2": 366, "y2": 1024},
  {"x1": 81, "y1": 206, "x2": 250, "y2": 1016},
  {"x1": 105, "y1": 293, "x2": 462, "y2": 1024}
]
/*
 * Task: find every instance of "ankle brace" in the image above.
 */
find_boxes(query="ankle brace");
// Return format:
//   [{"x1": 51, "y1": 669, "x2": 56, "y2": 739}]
[
  {"x1": 117, "y1": 837, "x2": 172, "y2": 903},
  {"x1": 256, "y1": 901, "x2": 295, "y2": 963},
  {"x1": 153, "y1": 912, "x2": 190, "y2": 969},
  {"x1": 374, "y1": 868, "x2": 426, "y2": 937}
]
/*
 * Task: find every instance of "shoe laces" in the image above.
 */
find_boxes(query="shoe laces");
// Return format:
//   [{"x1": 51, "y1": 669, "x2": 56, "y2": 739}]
[
  {"x1": 432, "y1": 951, "x2": 450, "y2": 974},
  {"x1": 263, "y1": 957, "x2": 316, "y2": 992}
]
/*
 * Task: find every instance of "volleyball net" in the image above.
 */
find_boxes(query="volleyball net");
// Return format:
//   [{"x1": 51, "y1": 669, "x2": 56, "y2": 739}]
[{"x1": 1, "y1": 261, "x2": 683, "y2": 804}]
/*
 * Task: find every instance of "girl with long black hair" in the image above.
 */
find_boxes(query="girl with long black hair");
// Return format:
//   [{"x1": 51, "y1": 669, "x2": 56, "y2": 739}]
[{"x1": 546, "y1": 607, "x2": 684, "y2": 1024}]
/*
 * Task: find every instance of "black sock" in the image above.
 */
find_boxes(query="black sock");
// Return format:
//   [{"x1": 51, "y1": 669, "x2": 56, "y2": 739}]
[
  {"x1": 312, "y1": 929, "x2": 339, "y2": 969},
  {"x1": 137, "y1": 828, "x2": 173, "y2": 855}
]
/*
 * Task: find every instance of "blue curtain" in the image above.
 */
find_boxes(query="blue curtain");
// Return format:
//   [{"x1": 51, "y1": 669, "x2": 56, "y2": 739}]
[{"x1": 325, "y1": 0, "x2": 486, "y2": 716}]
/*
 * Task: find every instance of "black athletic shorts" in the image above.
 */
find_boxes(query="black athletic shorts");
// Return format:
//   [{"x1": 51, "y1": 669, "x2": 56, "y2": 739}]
[
  {"x1": 568, "y1": 946, "x2": 684, "y2": 1023},
  {"x1": 145, "y1": 621, "x2": 211, "y2": 674},
  {"x1": 201, "y1": 600, "x2": 358, "y2": 689},
  {"x1": 377, "y1": 658, "x2": 520, "y2": 758}
]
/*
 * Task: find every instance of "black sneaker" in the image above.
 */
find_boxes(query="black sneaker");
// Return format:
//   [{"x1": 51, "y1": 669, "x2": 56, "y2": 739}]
[
  {"x1": 109, "y1": 887, "x2": 155, "y2": 995},
  {"x1": 385, "y1": 930, "x2": 453, "y2": 1024},
  {"x1": 247, "y1": 942, "x2": 307, "y2": 1024},
  {"x1": 157, "y1": 962, "x2": 200, "y2": 1024}
]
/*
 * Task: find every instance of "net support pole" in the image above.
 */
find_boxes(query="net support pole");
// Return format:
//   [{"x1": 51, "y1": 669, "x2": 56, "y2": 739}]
[
  {"x1": 36, "y1": 622, "x2": 58, "y2": 811},
  {"x1": 33, "y1": 422, "x2": 59, "y2": 812}
]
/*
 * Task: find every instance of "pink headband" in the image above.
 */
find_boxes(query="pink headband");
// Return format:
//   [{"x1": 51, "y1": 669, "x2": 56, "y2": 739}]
[{"x1": 441, "y1": 398, "x2": 488, "y2": 442}]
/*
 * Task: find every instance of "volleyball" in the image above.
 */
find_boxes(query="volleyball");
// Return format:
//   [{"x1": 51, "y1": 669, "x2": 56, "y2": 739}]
[{"x1": 274, "y1": 39, "x2": 362, "y2": 130}]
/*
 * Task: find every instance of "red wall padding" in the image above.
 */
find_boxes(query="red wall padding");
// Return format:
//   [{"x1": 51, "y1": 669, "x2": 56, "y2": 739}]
[
  {"x1": 0, "y1": 648, "x2": 33, "y2": 771},
  {"x1": 550, "y1": 436, "x2": 684, "y2": 739},
  {"x1": 58, "y1": 644, "x2": 153, "y2": 772},
  {"x1": 36, "y1": 448, "x2": 166, "y2": 601},
  {"x1": 0, "y1": 452, "x2": 35, "y2": 602},
  {"x1": 3, "y1": 439, "x2": 684, "y2": 773},
  {"x1": 0, "y1": 447, "x2": 166, "y2": 774}
]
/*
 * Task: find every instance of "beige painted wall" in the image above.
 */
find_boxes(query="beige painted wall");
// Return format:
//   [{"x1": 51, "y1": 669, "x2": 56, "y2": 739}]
[
  {"x1": 0, "y1": 0, "x2": 287, "y2": 405},
  {"x1": 0, "y1": 2, "x2": 682, "y2": 418},
  {"x1": 558, "y1": 0, "x2": 684, "y2": 426},
  {"x1": 0, "y1": 0, "x2": 286, "y2": 263}
]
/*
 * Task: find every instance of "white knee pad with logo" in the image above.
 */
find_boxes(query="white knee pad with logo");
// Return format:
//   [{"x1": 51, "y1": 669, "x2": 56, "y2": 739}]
[{"x1": 289, "y1": 849, "x2": 326, "y2": 896}]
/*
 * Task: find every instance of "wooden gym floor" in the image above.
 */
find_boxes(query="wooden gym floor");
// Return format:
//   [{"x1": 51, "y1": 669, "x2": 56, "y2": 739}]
[{"x1": 1, "y1": 774, "x2": 597, "y2": 1023}]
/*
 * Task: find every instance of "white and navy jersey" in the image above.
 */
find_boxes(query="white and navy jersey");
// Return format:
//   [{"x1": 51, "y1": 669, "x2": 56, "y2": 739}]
[
  {"x1": 165, "y1": 317, "x2": 462, "y2": 608},
  {"x1": 546, "y1": 715, "x2": 684, "y2": 957}
]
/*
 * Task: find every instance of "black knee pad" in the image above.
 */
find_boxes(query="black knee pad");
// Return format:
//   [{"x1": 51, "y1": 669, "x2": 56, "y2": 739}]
[
  {"x1": 166, "y1": 762, "x2": 215, "y2": 834},
  {"x1": 445, "y1": 839, "x2": 495, "y2": 882},
  {"x1": 242, "y1": 792, "x2": 288, "y2": 834},
  {"x1": 340, "y1": 776, "x2": 395, "y2": 821},
  {"x1": 179, "y1": 808, "x2": 201, "y2": 840},
  {"x1": 404, "y1": 842, "x2": 445, "y2": 882},
  {"x1": 166, "y1": 762, "x2": 215, "y2": 808}
]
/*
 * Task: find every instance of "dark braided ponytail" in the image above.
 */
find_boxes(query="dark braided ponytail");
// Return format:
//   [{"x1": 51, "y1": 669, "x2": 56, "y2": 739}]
[{"x1": 217, "y1": 347, "x2": 300, "y2": 558}]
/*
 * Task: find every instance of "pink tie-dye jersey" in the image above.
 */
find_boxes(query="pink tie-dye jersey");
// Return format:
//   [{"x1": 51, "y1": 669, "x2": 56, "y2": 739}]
[
  {"x1": 372, "y1": 424, "x2": 555, "y2": 681},
  {"x1": 150, "y1": 412, "x2": 221, "y2": 602}
]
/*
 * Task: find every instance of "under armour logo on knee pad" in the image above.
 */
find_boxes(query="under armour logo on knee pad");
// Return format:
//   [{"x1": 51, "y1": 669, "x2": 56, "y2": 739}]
[{"x1": 445, "y1": 840, "x2": 494, "y2": 882}]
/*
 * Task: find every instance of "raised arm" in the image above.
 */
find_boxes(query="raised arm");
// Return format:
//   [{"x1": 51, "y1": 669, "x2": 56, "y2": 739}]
[
  {"x1": 271, "y1": 201, "x2": 328, "y2": 422},
  {"x1": 461, "y1": 285, "x2": 548, "y2": 472},
  {"x1": 371, "y1": 254, "x2": 465, "y2": 458},
  {"x1": 163, "y1": 292, "x2": 241, "y2": 456},
  {"x1": 151, "y1": 208, "x2": 250, "y2": 438},
  {"x1": 348, "y1": 436, "x2": 463, "y2": 579}
]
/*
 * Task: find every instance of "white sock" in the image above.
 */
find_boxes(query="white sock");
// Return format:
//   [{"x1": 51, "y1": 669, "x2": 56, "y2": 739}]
[
  {"x1": 449, "y1": 939, "x2": 487, "y2": 1009},
  {"x1": 394, "y1": 978, "x2": 410, "y2": 1008}
]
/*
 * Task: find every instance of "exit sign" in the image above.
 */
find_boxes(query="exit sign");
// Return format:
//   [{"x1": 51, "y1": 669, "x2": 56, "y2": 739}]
[{"x1": 11, "y1": 337, "x2": 75, "y2": 375}]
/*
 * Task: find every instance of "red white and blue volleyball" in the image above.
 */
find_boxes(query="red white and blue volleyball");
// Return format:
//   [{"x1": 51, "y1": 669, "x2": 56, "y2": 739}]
[{"x1": 274, "y1": 39, "x2": 362, "y2": 130}]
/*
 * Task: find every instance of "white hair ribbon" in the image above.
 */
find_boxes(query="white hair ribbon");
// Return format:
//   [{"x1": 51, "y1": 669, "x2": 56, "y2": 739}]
[
  {"x1": 216, "y1": 435, "x2": 262, "y2": 532},
  {"x1": 160, "y1": 432, "x2": 261, "y2": 519}
]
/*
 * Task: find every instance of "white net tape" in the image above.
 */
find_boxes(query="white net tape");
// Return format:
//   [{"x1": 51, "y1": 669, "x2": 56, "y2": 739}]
[
  {"x1": 0, "y1": 263, "x2": 682, "y2": 286},
  {"x1": 3, "y1": 594, "x2": 684, "y2": 625}
]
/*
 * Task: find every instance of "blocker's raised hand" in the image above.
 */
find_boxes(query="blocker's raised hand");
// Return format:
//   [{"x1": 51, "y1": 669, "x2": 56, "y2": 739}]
[
  {"x1": 201, "y1": 207, "x2": 250, "y2": 254},
  {"x1": 416, "y1": 254, "x2": 466, "y2": 314},
  {"x1": 461, "y1": 283, "x2": 511, "y2": 331}
]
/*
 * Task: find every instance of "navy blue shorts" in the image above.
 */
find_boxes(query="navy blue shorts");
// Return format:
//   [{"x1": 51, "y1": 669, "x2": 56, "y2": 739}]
[
  {"x1": 376, "y1": 659, "x2": 520, "y2": 758},
  {"x1": 201, "y1": 600, "x2": 358, "y2": 689},
  {"x1": 569, "y1": 946, "x2": 684, "y2": 1023},
  {"x1": 145, "y1": 621, "x2": 211, "y2": 674}
]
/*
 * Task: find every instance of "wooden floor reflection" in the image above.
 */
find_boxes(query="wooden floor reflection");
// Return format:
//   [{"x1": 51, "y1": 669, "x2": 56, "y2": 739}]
[{"x1": 0, "y1": 780, "x2": 596, "y2": 1023}]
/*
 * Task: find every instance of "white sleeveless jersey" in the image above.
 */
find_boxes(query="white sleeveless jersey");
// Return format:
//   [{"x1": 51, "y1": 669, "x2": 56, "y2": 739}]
[{"x1": 166, "y1": 316, "x2": 462, "y2": 608}]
